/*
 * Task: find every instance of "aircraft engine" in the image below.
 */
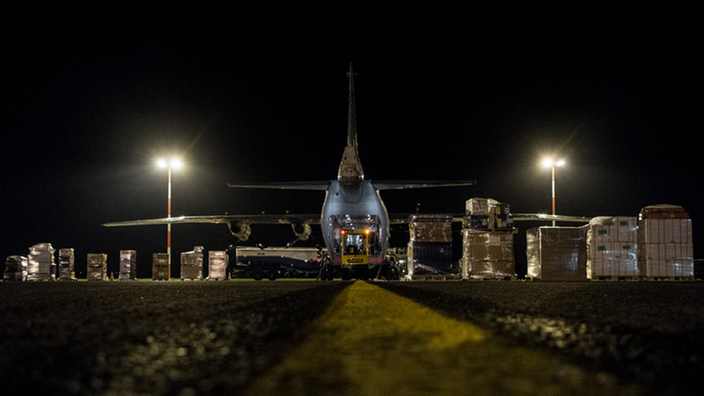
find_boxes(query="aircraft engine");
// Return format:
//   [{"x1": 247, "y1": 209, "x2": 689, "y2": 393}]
[
  {"x1": 291, "y1": 223, "x2": 312, "y2": 241},
  {"x1": 227, "y1": 222, "x2": 252, "y2": 241}
]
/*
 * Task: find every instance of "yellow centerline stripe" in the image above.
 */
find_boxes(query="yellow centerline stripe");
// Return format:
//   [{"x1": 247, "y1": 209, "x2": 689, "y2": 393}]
[{"x1": 247, "y1": 281, "x2": 642, "y2": 396}]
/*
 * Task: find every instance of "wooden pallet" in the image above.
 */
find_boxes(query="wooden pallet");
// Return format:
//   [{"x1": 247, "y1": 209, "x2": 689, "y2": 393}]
[
  {"x1": 642, "y1": 276, "x2": 695, "y2": 282},
  {"x1": 589, "y1": 275, "x2": 639, "y2": 282},
  {"x1": 466, "y1": 275, "x2": 517, "y2": 281},
  {"x1": 405, "y1": 274, "x2": 461, "y2": 281}
]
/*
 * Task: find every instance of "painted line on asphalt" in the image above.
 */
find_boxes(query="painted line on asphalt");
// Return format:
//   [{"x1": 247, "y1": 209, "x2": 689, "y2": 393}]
[{"x1": 246, "y1": 281, "x2": 643, "y2": 396}]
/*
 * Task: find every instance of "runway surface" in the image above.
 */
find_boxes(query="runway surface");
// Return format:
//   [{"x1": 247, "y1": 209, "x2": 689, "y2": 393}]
[{"x1": 1, "y1": 280, "x2": 702, "y2": 395}]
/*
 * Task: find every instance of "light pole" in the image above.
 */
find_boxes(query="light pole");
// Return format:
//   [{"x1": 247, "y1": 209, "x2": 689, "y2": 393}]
[
  {"x1": 157, "y1": 158, "x2": 183, "y2": 279},
  {"x1": 541, "y1": 158, "x2": 565, "y2": 226}
]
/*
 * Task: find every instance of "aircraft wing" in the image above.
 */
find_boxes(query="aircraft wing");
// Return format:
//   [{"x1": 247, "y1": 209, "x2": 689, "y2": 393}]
[
  {"x1": 387, "y1": 213, "x2": 592, "y2": 225},
  {"x1": 102, "y1": 214, "x2": 322, "y2": 227},
  {"x1": 372, "y1": 180, "x2": 476, "y2": 190},
  {"x1": 511, "y1": 213, "x2": 591, "y2": 223},
  {"x1": 227, "y1": 181, "x2": 331, "y2": 190}
]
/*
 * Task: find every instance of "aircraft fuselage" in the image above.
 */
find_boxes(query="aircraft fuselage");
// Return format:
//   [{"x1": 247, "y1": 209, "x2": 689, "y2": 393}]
[{"x1": 321, "y1": 180, "x2": 390, "y2": 266}]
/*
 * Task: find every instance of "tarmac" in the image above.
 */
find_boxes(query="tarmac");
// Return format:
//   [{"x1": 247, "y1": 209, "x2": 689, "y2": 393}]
[{"x1": 1, "y1": 280, "x2": 702, "y2": 395}]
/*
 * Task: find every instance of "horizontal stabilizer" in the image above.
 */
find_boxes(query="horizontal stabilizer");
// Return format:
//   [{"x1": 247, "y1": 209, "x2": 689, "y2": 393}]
[
  {"x1": 102, "y1": 214, "x2": 322, "y2": 227},
  {"x1": 227, "y1": 181, "x2": 331, "y2": 190},
  {"x1": 372, "y1": 180, "x2": 476, "y2": 190}
]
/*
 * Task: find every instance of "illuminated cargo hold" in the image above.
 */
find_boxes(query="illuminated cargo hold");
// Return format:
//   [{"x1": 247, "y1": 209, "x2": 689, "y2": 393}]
[
  {"x1": 526, "y1": 227, "x2": 588, "y2": 281},
  {"x1": 586, "y1": 217, "x2": 638, "y2": 280},
  {"x1": 637, "y1": 204, "x2": 694, "y2": 279}
]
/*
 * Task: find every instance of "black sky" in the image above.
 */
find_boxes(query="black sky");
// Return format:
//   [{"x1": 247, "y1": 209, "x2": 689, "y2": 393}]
[{"x1": 2, "y1": 3, "x2": 702, "y2": 276}]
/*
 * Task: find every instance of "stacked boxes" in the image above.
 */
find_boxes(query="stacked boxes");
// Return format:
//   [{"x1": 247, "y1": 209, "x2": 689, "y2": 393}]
[
  {"x1": 461, "y1": 198, "x2": 516, "y2": 279},
  {"x1": 462, "y1": 230, "x2": 515, "y2": 279},
  {"x1": 152, "y1": 253, "x2": 169, "y2": 280},
  {"x1": 181, "y1": 246, "x2": 204, "y2": 280},
  {"x1": 87, "y1": 253, "x2": 107, "y2": 281},
  {"x1": 119, "y1": 250, "x2": 137, "y2": 281},
  {"x1": 464, "y1": 198, "x2": 514, "y2": 230},
  {"x1": 4, "y1": 256, "x2": 27, "y2": 281},
  {"x1": 208, "y1": 251, "x2": 228, "y2": 280},
  {"x1": 58, "y1": 248, "x2": 77, "y2": 281},
  {"x1": 406, "y1": 214, "x2": 454, "y2": 277},
  {"x1": 587, "y1": 217, "x2": 638, "y2": 279},
  {"x1": 637, "y1": 204, "x2": 694, "y2": 278},
  {"x1": 27, "y1": 243, "x2": 56, "y2": 281},
  {"x1": 526, "y1": 227, "x2": 587, "y2": 280}
]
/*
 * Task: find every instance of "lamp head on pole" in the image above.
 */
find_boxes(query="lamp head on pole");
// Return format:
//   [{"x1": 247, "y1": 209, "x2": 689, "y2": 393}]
[
  {"x1": 541, "y1": 158, "x2": 565, "y2": 168},
  {"x1": 156, "y1": 158, "x2": 183, "y2": 169}
]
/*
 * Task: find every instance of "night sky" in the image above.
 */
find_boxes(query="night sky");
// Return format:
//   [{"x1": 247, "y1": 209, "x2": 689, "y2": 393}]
[{"x1": 2, "y1": 3, "x2": 702, "y2": 277}]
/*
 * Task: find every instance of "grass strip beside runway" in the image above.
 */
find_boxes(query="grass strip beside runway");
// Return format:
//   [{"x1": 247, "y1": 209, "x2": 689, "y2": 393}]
[{"x1": 247, "y1": 281, "x2": 642, "y2": 396}]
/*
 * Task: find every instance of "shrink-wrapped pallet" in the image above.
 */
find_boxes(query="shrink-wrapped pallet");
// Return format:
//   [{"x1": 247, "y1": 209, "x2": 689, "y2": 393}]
[
  {"x1": 58, "y1": 248, "x2": 76, "y2": 281},
  {"x1": 119, "y1": 250, "x2": 137, "y2": 281},
  {"x1": 208, "y1": 251, "x2": 228, "y2": 280},
  {"x1": 461, "y1": 229, "x2": 515, "y2": 279},
  {"x1": 637, "y1": 205, "x2": 693, "y2": 278},
  {"x1": 152, "y1": 253, "x2": 169, "y2": 280},
  {"x1": 409, "y1": 214, "x2": 453, "y2": 242},
  {"x1": 4, "y1": 256, "x2": 27, "y2": 281},
  {"x1": 526, "y1": 227, "x2": 587, "y2": 280},
  {"x1": 181, "y1": 246, "x2": 204, "y2": 280},
  {"x1": 586, "y1": 217, "x2": 638, "y2": 279},
  {"x1": 87, "y1": 253, "x2": 107, "y2": 281},
  {"x1": 27, "y1": 243, "x2": 56, "y2": 281}
]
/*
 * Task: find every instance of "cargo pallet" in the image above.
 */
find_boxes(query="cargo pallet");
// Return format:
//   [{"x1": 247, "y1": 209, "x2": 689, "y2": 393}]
[
  {"x1": 405, "y1": 274, "x2": 461, "y2": 281},
  {"x1": 589, "y1": 276, "x2": 639, "y2": 282},
  {"x1": 641, "y1": 276, "x2": 695, "y2": 282}
]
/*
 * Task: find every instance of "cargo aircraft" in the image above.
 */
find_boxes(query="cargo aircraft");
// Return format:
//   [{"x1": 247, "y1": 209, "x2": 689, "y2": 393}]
[
  {"x1": 103, "y1": 65, "x2": 476, "y2": 279},
  {"x1": 103, "y1": 64, "x2": 587, "y2": 280}
]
